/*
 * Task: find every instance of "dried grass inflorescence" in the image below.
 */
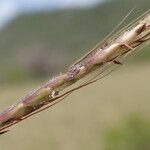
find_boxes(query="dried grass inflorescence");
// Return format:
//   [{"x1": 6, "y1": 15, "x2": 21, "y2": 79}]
[{"x1": 0, "y1": 10, "x2": 150, "y2": 135}]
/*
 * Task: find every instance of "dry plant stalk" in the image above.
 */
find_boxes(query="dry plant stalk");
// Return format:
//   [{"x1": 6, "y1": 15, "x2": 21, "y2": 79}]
[{"x1": 0, "y1": 10, "x2": 150, "y2": 135}]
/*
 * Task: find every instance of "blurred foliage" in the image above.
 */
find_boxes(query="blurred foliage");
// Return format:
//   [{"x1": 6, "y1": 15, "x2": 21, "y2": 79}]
[
  {"x1": 104, "y1": 115, "x2": 150, "y2": 150},
  {"x1": 0, "y1": 0, "x2": 149, "y2": 83}
]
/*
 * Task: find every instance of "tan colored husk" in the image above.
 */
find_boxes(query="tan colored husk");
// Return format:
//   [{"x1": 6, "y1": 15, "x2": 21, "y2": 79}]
[{"x1": 0, "y1": 10, "x2": 150, "y2": 134}]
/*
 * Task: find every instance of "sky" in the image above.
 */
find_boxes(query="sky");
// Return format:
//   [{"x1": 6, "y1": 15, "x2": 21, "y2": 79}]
[{"x1": 0, "y1": 0, "x2": 105, "y2": 29}]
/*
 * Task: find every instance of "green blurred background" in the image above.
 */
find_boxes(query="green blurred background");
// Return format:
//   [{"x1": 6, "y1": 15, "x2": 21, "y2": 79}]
[{"x1": 0, "y1": 0, "x2": 150, "y2": 149}]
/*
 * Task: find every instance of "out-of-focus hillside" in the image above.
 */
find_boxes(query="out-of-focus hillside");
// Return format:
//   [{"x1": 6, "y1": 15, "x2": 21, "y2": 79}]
[{"x1": 0, "y1": 0, "x2": 149, "y2": 83}]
